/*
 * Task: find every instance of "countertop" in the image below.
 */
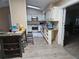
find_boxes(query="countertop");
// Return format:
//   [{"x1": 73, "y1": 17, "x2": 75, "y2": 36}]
[{"x1": 0, "y1": 31, "x2": 25, "y2": 37}]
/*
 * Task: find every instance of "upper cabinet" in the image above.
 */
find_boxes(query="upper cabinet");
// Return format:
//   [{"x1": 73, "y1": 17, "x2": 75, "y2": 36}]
[
  {"x1": 46, "y1": 7, "x2": 62, "y2": 21},
  {"x1": 52, "y1": 7, "x2": 62, "y2": 21}
]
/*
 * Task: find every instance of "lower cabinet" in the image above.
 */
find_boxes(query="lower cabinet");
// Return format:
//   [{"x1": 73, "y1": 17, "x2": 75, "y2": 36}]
[{"x1": 41, "y1": 28, "x2": 58, "y2": 45}]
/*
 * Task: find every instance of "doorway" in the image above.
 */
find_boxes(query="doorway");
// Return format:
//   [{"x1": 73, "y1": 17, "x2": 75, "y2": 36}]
[
  {"x1": 64, "y1": 3, "x2": 79, "y2": 59},
  {"x1": 64, "y1": 3, "x2": 79, "y2": 45}
]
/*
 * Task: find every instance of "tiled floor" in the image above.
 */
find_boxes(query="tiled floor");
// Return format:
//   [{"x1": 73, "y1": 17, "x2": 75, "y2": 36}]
[
  {"x1": 6, "y1": 36, "x2": 76, "y2": 59},
  {"x1": 64, "y1": 35, "x2": 79, "y2": 59},
  {"x1": 33, "y1": 32, "x2": 43, "y2": 37}
]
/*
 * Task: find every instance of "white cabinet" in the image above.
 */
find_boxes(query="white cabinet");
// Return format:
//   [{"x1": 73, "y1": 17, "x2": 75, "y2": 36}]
[
  {"x1": 48, "y1": 30, "x2": 54, "y2": 44},
  {"x1": 27, "y1": 25, "x2": 32, "y2": 32},
  {"x1": 38, "y1": 25, "x2": 42, "y2": 31},
  {"x1": 44, "y1": 30, "x2": 54, "y2": 45},
  {"x1": 42, "y1": 28, "x2": 58, "y2": 45},
  {"x1": 53, "y1": 7, "x2": 63, "y2": 21},
  {"x1": 46, "y1": 7, "x2": 62, "y2": 21}
]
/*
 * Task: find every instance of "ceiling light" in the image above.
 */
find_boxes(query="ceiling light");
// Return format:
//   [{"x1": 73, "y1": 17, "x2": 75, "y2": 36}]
[{"x1": 27, "y1": 5, "x2": 41, "y2": 10}]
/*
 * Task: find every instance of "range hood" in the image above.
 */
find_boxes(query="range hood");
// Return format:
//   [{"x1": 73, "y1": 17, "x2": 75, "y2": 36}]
[{"x1": 27, "y1": 21, "x2": 40, "y2": 25}]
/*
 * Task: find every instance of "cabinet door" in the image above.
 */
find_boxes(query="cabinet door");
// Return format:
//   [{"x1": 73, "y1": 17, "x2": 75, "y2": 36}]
[
  {"x1": 53, "y1": 7, "x2": 60, "y2": 21},
  {"x1": 27, "y1": 25, "x2": 32, "y2": 32},
  {"x1": 48, "y1": 30, "x2": 53, "y2": 44},
  {"x1": 51, "y1": 7, "x2": 62, "y2": 21}
]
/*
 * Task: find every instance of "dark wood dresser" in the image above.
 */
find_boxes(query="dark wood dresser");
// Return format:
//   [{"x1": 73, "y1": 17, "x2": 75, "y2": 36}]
[{"x1": 0, "y1": 31, "x2": 27, "y2": 59}]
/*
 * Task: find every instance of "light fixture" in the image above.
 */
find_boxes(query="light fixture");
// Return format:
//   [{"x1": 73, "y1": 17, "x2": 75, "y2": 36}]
[{"x1": 27, "y1": 5, "x2": 41, "y2": 10}]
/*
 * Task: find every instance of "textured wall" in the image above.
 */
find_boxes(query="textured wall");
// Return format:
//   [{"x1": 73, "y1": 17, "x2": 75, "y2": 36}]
[{"x1": 9, "y1": 0, "x2": 27, "y2": 28}]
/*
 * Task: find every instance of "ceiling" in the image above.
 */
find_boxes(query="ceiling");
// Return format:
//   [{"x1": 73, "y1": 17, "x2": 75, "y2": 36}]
[
  {"x1": 27, "y1": 0, "x2": 59, "y2": 10},
  {"x1": 0, "y1": 0, "x2": 59, "y2": 10},
  {"x1": 67, "y1": 3, "x2": 79, "y2": 11}
]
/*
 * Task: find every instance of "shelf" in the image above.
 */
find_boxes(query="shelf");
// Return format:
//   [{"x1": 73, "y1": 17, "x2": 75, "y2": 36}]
[
  {"x1": 4, "y1": 53, "x2": 21, "y2": 58},
  {"x1": 4, "y1": 50, "x2": 20, "y2": 55},
  {"x1": 2, "y1": 36, "x2": 22, "y2": 58},
  {"x1": 4, "y1": 43, "x2": 18, "y2": 45},
  {"x1": 41, "y1": 26, "x2": 57, "y2": 44},
  {"x1": 4, "y1": 48, "x2": 20, "y2": 51}
]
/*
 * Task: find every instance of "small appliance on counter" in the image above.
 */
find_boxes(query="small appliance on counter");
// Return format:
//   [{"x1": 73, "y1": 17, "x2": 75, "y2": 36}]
[
  {"x1": 47, "y1": 21, "x2": 54, "y2": 29},
  {"x1": 10, "y1": 25, "x2": 17, "y2": 32}
]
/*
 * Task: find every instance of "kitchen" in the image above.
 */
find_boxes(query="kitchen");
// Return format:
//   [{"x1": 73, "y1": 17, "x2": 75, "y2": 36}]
[{"x1": 27, "y1": 7, "x2": 58, "y2": 44}]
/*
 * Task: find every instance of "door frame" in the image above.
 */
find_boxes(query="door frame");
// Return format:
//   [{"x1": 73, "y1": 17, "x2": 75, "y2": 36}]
[
  {"x1": 58, "y1": 2, "x2": 79, "y2": 46},
  {"x1": 57, "y1": 8, "x2": 66, "y2": 46}
]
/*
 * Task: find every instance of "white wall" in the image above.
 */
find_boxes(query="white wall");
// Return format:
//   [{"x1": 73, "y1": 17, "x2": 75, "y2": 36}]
[
  {"x1": 45, "y1": 3, "x2": 53, "y2": 20},
  {"x1": 9, "y1": 0, "x2": 27, "y2": 28},
  {"x1": 27, "y1": 8, "x2": 45, "y2": 21},
  {"x1": 45, "y1": 10, "x2": 51, "y2": 20}
]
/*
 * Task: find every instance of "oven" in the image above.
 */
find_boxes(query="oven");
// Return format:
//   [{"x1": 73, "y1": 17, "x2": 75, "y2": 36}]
[
  {"x1": 32, "y1": 25, "x2": 38, "y2": 32},
  {"x1": 32, "y1": 27, "x2": 38, "y2": 30}
]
